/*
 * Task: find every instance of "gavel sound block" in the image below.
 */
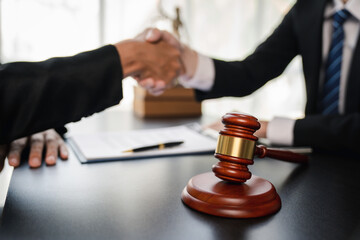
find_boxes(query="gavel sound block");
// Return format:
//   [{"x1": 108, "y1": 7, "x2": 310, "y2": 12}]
[{"x1": 181, "y1": 112, "x2": 308, "y2": 218}]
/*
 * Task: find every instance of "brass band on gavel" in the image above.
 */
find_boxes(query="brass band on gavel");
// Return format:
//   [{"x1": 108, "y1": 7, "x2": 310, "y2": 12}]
[{"x1": 215, "y1": 135, "x2": 256, "y2": 160}]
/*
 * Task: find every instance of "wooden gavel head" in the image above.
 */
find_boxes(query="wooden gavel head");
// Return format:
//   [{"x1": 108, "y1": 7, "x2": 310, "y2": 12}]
[{"x1": 212, "y1": 112, "x2": 308, "y2": 183}]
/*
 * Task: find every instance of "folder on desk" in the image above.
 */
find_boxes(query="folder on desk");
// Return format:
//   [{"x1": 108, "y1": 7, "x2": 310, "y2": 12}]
[{"x1": 68, "y1": 123, "x2": 217, "y2": 163}]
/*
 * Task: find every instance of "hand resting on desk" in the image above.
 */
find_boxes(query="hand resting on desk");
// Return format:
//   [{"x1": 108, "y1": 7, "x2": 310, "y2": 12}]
[{"x1": 0, "y1": 129, "x2": 68, "y2": 170}]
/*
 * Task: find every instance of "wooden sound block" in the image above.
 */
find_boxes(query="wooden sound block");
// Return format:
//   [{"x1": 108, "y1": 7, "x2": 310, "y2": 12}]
[{"x1": 181, "y1": 172, "x2": 281, "y2": 218}]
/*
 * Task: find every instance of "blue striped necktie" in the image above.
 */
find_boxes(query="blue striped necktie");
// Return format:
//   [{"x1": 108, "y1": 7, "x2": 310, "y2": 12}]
[{"x1": 320, "y1": 9, "x2": 351, "y2": 115}]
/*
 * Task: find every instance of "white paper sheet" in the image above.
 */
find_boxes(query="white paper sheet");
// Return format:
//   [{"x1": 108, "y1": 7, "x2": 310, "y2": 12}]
[{"x1": 68, "y1": 123, "x2": 217, "y2": 163}]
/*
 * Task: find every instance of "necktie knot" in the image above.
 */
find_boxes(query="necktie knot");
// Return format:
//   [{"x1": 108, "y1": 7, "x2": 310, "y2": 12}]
[{"x1": 333, "y1": 9, "x2": 351, "y2": 26}]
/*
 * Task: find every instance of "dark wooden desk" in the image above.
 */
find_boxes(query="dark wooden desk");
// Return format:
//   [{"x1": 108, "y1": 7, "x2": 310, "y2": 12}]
[{"x1": 1, "y1": 111, "x2": 360, "y2": 240}]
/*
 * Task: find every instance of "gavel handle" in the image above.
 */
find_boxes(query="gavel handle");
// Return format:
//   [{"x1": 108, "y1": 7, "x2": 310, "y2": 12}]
[{"x1": 255, "y1": 145, "x2": 309, "y2": 163}]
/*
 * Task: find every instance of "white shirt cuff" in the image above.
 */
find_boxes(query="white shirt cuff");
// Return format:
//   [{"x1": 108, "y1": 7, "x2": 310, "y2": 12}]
[
  {"x1": 178, "y1": 53, "x2": 215, "y2": 91},
  {"x1": 267, "y1": 117, "x2": 295, "y2": 146}
]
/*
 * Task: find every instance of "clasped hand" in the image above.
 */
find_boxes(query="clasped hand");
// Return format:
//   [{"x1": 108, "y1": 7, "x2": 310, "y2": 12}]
[
  {"x1": 115, "y1": 30, "x2": 182, "y2": 95},
  {"x1": 117, "y1": 28, "x2": 198, "y2": 95}
]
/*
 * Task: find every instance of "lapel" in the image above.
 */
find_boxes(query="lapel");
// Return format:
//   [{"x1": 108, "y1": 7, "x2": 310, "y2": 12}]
[
  {"x1": 302, "y1": 0, "x2": 328, "y2": 114},
  {"x1": 300, "y1": 0, "x2": 329, "y2": 114},
  {"x1": 345, "y1": 36, "x2": 360, "y2": 113}
]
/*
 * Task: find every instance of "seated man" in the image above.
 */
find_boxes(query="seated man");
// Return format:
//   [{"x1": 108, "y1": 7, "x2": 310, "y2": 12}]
[
  {"x1": 143, "y1": 0, "x2": 360, "y2": 154},
  {"x1": 0, "y1": 32, "x2": 182, "y2": 168}
]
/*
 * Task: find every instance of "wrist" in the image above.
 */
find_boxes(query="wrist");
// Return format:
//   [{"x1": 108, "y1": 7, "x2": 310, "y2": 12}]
[
  {"x1": 267, "y1": 117, "x2": 295, "y2": 146},
  {"x1": 181, "y1": 45, "x2": 198, "y2": 79},
  {"x1": 114, "y1": 40, "x2": 142, "y2": 78}
]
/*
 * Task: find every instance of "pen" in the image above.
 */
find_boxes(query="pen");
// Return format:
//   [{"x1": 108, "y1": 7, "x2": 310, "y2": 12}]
[{"x1": 122, "y1": 141, "x2": 184, "y2": 153}]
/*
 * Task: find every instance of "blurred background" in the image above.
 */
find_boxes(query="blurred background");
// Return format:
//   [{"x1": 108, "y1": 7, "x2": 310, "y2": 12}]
[{"x1": 0, "y1": 0, "x2": 305, "y2": 122}]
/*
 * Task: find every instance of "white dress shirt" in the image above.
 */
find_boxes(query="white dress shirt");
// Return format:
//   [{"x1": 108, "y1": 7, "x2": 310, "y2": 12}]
[{"x1": 179, "y1": 0, "x2": 360, "y2": 146}]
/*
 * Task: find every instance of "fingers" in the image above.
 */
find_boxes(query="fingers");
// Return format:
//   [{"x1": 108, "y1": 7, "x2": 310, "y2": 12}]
[
  {"x1": 5, "y1": 130, "x2": 69, "y2": 169},
  {"x1": 148, "y1": 89, "x2": 165, "y2": 96},
  {"x1": 147, "y1": 85, "x2": 166, "y2": 96},
  {"x1": 118, "y1": 33, "x2": 182, "y2": 87},
  {"x1": 58, "y1": 138, "x2": 69, "y2": 160},
  {"x1": 153, "y1": 80, "x2": 166, "y2": 90},
  {"x1": 138, "y1": 78, "x2": 167, "y2": 96},
  {"x1": 7, "y1": 137, "x2": 28, "y2": 167},
  {"x1": 44, "y1": 132, "x2": 58, "y2": 166},
  {"x1": 205, "y1": 120, "x2": 223, "y2": 132},
  {"x1": 139, "y1": 78, "x2": 166, "y2": 90},
  {"x1": 148, "y1": 41, "x2": 182, "y2": 85},
  {"x1": 145, "y1": 28, "x2": 162, "y2": 43},
  {"x1": 28, "y1": 132, "x2": 45, "y2": 168},
  {"x1": 139, "y1": 78, "x2": 155, "y2": 89},
  {"x1": 44, "y1": 129, "x2": 69, "y2": 166},
  {"x1": 145, "y1": 28, "x2": 182, "y2": 51},
  {"x1": 161, "y1": 30, "x2": 182, "y2": 50},
  {"x1": 256, "y1": 121, "x2": 269, "y2": 138}
]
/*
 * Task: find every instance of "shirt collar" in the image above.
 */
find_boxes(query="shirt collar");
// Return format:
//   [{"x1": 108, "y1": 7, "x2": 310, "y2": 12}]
[{"x1": 324, "y1": 0, "x2": 360, "y2": 21}]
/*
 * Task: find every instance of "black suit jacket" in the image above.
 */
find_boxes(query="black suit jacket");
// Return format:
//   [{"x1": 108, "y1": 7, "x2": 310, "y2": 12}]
[
  {"x1": 196, "y1": 0, "x2": 360, "y2": 153},
  {"x1": 0, "y1": 45, "x2": 123, "y2": 144}
]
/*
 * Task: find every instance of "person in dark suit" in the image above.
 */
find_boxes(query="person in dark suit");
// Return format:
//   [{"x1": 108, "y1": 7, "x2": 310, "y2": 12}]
[
  {"x1": 143, "y1": 0, "x2": 360, "y2": 154},
  {"x1": 0, "y1": 36, "x2": 182, "y2": 168}
]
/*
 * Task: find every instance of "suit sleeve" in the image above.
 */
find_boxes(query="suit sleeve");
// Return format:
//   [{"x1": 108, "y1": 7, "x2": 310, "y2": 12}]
[
  {"x1": 0, "y1": 45, "x2": 123, "y2": 144},
  {"x1": 195, "y1": 5, "x2": 299, "y2": 101},
  {"x1": 188, "y1": 1, "x2": 359, "y2": 154},
  {"x1": 294, "y1": 114, "x2": 360, "y2": 154}
]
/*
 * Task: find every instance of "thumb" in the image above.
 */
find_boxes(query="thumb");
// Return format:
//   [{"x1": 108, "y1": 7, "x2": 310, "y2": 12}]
[{"x1": 145, "y1": 28, "x2": 162, "y2": 43}]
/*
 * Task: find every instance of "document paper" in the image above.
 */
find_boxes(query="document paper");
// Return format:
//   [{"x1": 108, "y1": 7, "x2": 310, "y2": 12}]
[{"x1": 68, "y1": 124, "x2": 217, "y2": 163}]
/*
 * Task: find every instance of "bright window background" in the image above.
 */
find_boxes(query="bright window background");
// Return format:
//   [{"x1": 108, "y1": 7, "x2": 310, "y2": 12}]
[{"x1": 0, "y1": 0, "x2": 305, "y2": 122}]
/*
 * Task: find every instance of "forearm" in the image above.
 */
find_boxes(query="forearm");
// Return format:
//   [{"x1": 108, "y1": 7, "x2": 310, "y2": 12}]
[
  {"x1": 0, "y1": 45, "x2": 123, "y2": 144},
  {"x1": 195, "y1": 59, "x2": 271, "y2": 101},
  {"x1": 294, "y1": 113, "x2": 360, "y2": 153},
  {"x1": 194, "y1": 6, "x2": 299, "y2": 101}
]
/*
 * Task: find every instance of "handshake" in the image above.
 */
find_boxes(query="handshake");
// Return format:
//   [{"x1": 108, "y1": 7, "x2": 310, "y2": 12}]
[
  {"x1": 0, "y1": 28, "x2": 199, "y2": 170},
  {"x1": 115, "y1": 28, "x2": 198, "y2": 95}
]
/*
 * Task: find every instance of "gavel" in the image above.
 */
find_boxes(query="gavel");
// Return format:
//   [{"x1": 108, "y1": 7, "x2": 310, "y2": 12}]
[
  {"x1": 181, "y1": 112, "x2": 308, "y2": 218},
  {"x1": 213, "y1": 112, "x2": 308, "y2": 183}
]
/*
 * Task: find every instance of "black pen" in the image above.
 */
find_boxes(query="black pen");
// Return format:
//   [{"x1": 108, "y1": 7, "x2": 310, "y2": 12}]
[{"x1": 122, "y1": 141, "x2": 184, "y2": 153}]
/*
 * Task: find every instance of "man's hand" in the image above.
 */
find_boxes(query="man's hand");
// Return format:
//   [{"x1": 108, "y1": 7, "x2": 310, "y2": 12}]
[
  {"x1": 143, "y1": 28, "x2": 198, "y2": 78},
  {"x1": 256, "y1": 121, "x2": 269, "y2": 139},
  {"x1": 136, "y1": 28, "x2": 182, "y2": 51},
  {"x1": 5, "y1": 129, "x2": 68, "y2": 168},
  {"x1": 114, "y1": 38, "x2": 183, "y2": 90},
  {"x1": 139, "y1": 28, "x2": 199, "y2": 95},
  {"x1": 206, "y1": 120, "x2": 223, "y2": 132}
]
